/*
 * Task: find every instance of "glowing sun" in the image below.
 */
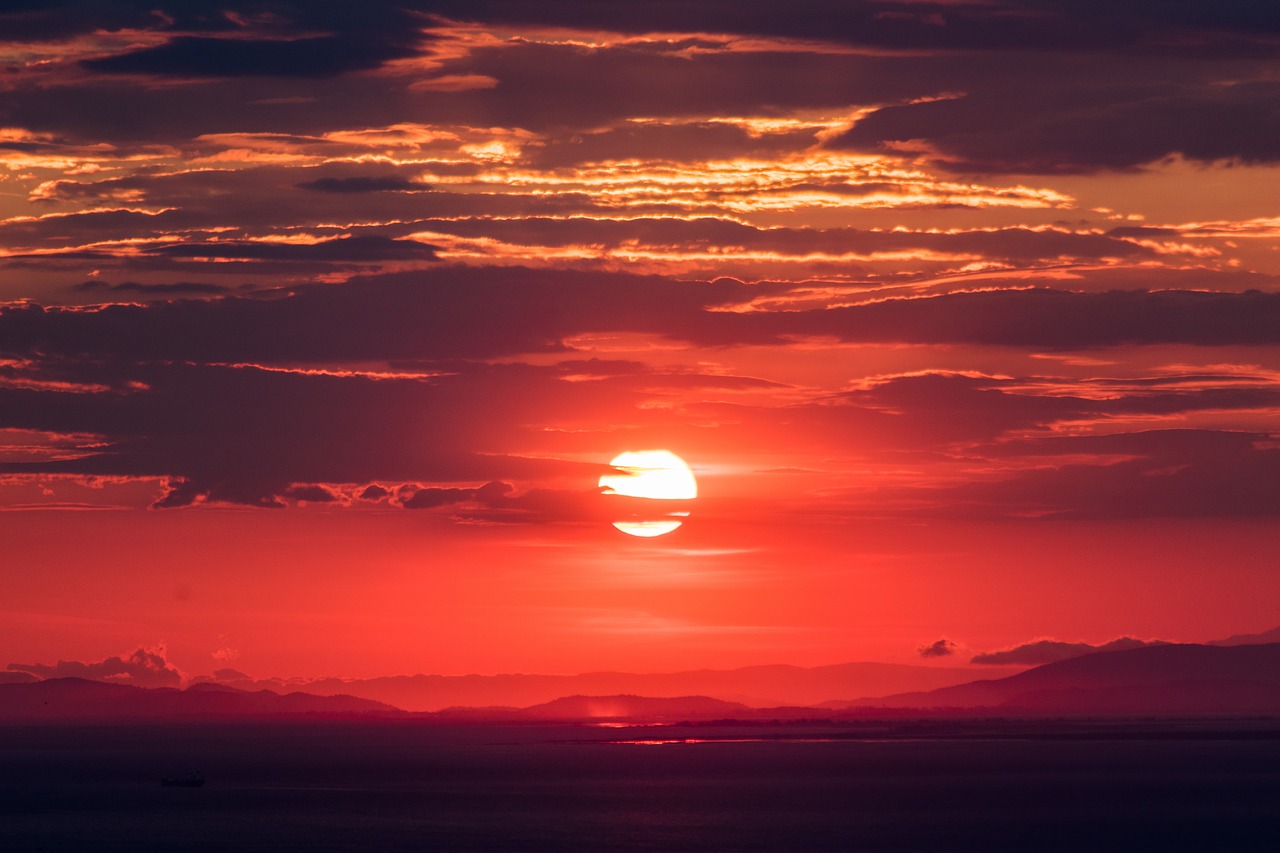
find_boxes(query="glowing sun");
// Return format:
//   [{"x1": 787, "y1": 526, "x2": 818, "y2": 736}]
[{"x1": 599, "y1": 450, "x2": 697, "y2": 537}]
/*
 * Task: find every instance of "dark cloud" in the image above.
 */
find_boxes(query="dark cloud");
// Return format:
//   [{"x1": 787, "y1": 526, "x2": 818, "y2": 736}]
[
  {"x1": 297, "y1": 177, "x2": 425, "y2": 193},
  {"x1": 19, "y1": 170, "x2": 605, "y2": 241},
  {"x1": 525, "y1": 122, "x2": 814, "y2": 170},
  {"x1": 681, "y1": 378, "x2": 1280, "y2": 462},
  {"x1": 1, "y1": 0, "x2": 1278, "y2": 536},
  {"x1": 415, "y1": 218, "x2": 1152, "y2": 264},
  {"x1": 74, "y1": 280, "x2": 234, "y2": 296},
  {"x1": 395, "y1": 479, "x2": 696, "y2": 527},
  {"x1": 940, "y1": 445, "x2": 1280, "y2": 519},
  {"x1": 401, "y1": 480, "x2": 513, "y2": 510},
  {"x1": 1, "y1": 20, "x2": 757, "y2": 141},
  {"x1": 13, "y1": 277, "x2": 1274, "y2": 367},
  {"x1": 835, "y1": 82, "x2": 1280, "y2": 173},
  {"x1": 7, "y1": 647, "x2": 184, "y2": 689},
  {"x1": 918, "y1": 639, "x2": 957, "y2": 659},
  {"x1": 0, "y1": 268, "x2": 749, "y2": 364},
  {"x1": 283, "y1": 484, "x2": 343, "y2": 503},
  {"x1": 82, "y1": 34, "x2": 419, "y2": 79},
  {"x1": 0, "y1": 1, "x2": 186, "y2": 41},
  {"x1": 4, "y1": 265, "x2": 1278, "y2": 516},
  {"x1": 152, "y1": 236, "x2": 440, "y2": 263},
  {"x1": 376, "y1": 39, "x2": 942, "y2": 133},
  {"x1": 725, "y1": 289, "x2": 1280, "y2": 350},
  {"x1": 69, "y1": 3, "x2": 426, "y2": 80},
  {"x1": 2, "y1": 1, "x2": 1275, "y2": 157},
  {"x1": 358, "y1": 484, "x2": 391, "y2": 501},
  {"x1": 432, "y1": 1, "x2": 1280, "y2": 52},
  {"x1": 12, "y1": 1, "x2": 1279, "y2": 59},
  {"x1": 971, "y1": 637, "x2": 1168, "y2": 666},
  {"x1": 988, "y1": 429, "x2": 1266, "y2": 461},
  {"x1": 0, "y1": 356, "x2": 629, "y2": 507}
]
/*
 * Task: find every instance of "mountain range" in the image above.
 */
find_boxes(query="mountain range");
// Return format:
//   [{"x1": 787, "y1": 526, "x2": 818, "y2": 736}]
[
  {"x1": 199, "y1": 661, "x2": 988, "y2": 711},
  {"x1": 838, "y1": 643, "x2": 1280, "y2": 714},
  {"x1": 0, "y1": 678, "x2": 395, "y2": 722},
  {"x1": 4, "y1": 641, "x2": 1279, "y2": 722},
  {"x1": 7, "y1": 640, "x2": 1280, "y2": 722}
]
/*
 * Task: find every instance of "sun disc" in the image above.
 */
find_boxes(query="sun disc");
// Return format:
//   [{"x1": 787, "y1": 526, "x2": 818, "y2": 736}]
[
  {"x1": 611, "y1": 520, "x2": 684, "y2": 537},
  {"x1": 599, "y1": 450, "x2": 697, "y2": 537}
]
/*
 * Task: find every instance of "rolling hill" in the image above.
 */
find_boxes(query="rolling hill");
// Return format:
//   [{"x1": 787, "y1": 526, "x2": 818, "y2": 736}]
[
  {"x1": 0, "y1": 678, "x2": 398, "y2": 722},
  {"x1": 842, "y1": 643, "x2": 1280, "y2": 713}
]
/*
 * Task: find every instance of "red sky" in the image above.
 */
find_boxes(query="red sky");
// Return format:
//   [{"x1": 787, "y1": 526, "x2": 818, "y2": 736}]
[{"x1": 1, "y1": 1, "x2": 1278, "y2": 684}]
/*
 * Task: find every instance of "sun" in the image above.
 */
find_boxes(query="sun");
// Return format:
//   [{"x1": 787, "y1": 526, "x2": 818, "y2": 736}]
[{"x1": 599, "y1": 450, "x2": 697, "y2": 537}]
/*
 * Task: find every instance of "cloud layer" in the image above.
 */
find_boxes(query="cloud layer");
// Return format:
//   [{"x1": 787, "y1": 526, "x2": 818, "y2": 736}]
[{"x1": 0, "y1": 1, "x2": 1275, "y2": 526}]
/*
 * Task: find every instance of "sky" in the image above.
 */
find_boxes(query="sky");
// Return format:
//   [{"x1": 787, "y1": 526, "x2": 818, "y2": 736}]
[{"x1": 1, "y1": 1, "x2": 1278, "y2": 684}]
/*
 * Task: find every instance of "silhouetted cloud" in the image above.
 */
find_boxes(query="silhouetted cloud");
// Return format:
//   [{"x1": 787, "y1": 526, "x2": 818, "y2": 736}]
[
  {"x1": 834, "y1": 83, "x2": 1280, "y2": 173},
  {"x1": 358, "y1": 484, "x2": 391, "y2": 501},
  {"x1": 0, "y1": 1, "x2": 1277, "y2": 528},
  {"x1": 0, "y1": 356, "x2": 622, "y2": 507},
  {"x1": 429, "y1": 1, "x2": 1280, "y2": 52},
  {"x1": 918, "y1": 639, "x2": 957, "y2": 659},
  {"x1": 297, "y1": 176, "x2": 424, "y2": 193},
  {"x1": 732, "y1": 289, "x2": 1280, "y2": 350},
  {"x1": 4, "y1": 278, "x2": 1280, "y2": 373},
  {"x1": 83, "y1": 35, "x2": 414, "y2": 79},
  {"x1": 284, "y1": 484, "x2": 342, "y2": 503},
  {"x1": 0, "y1": 269, "x2": 746, "y2": 363},
  {"x1": 1, "y1": 280, "x2": 1275, "y2": 513},
  {"x1": 400, "y1": 484, "x2": 490, "y2": 510},
  {"x1": 971, "y1": 637, "x2": 1168, "y2": 666},
  {"x1": 939, "y1": 446, "x2": 1280, "y2": 519},
  {"x1": 7, "y1": 647, "x2": 184, "y2": 688},
  {"x1": 74, "y1": 280, "x2": 234, "y2": 296},
  {"x1": 154, "y1": 236, "x2": 439, "y2": 263},
  {"x1": 77, "y1": 3, "x2": 426, "y2": 79}
]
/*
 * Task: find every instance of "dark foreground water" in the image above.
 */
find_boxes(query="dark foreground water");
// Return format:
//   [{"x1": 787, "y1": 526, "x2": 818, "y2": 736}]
[{"x1": 2, "y1": 720, "x2": 1279, "y2": 851}]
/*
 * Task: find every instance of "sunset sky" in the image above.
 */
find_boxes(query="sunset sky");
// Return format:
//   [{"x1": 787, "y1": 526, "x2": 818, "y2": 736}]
[{"x1": 2, "y1": 1, "x2": 1278, "y2": 685}]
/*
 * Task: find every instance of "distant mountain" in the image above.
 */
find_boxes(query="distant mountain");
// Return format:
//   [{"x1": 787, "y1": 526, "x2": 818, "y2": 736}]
[
  {"x1": 431, "y1": 694, "x2": 759, "y2": 722},
  {"x1": 0, "y1": 678, "x2": 398, "y2": 722},
  {"x1": 841, "y1": 643, "x2": 1280, "y2": 714},
  {"x1": 513, "y1": 694, "x2": 748, "y2": 721},
  {"x1": 1208, "y1": 626, "x2": 1280, "y2": 646},
  {"x1": 0, "y1": 671, "x2": 37, "y2": 685},
  {"x1": 205, "y1": 662, "x2": 986, "y2": 711}
]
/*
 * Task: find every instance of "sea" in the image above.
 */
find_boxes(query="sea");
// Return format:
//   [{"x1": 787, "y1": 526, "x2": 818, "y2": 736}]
[{"x1": 2, "y1": 719, "x2": 1278, "y2": 851}]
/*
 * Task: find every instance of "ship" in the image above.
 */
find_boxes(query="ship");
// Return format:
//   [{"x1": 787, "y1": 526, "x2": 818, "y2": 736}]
[{"x1": 160, "y1": 771, "x2": 205, "y2": 788}]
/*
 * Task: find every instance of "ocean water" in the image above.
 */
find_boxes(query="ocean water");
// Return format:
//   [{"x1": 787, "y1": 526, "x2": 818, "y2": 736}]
[{"x1": 2, "y1": 721, "x2": 1278, "y2": 851}]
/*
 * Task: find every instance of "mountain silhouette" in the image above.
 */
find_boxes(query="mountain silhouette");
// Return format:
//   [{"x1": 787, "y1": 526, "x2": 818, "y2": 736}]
[
  {"x1": 463, "y1": 694, "x2": 753, "y2": 721},
  {"x1": 845, "y1": 643, "x2": 1280, "y2": 713},
  {"x1": 0, "y1": 678, "x2": 397, "y2": 722},
  {"x1": 1208, "y1": 626, "x2": 1280, "y2": 646},
  {"x1": 205, "y1": 661, "x2": 984, "y2": 711}
]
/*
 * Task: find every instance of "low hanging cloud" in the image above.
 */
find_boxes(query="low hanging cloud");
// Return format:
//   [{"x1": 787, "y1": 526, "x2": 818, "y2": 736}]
[
  {"x1": 970, "y1": 637, "x2": 1168, "y2": 666},
  {"x1": 400, "y1": 480, "x2": 514, "y2": 510},
  {"x1": 918, "y1": 638, "x2": 957, "y2": 659},
  {"x1": 6, "y1": 648, "x2": 184, "y2": 689},
  {"x1": 358, "y1": 484, "x2": 391, "y2": 501},
  {"x1": 283, "y1": 484, "x2": 343, "y2": 504}
]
